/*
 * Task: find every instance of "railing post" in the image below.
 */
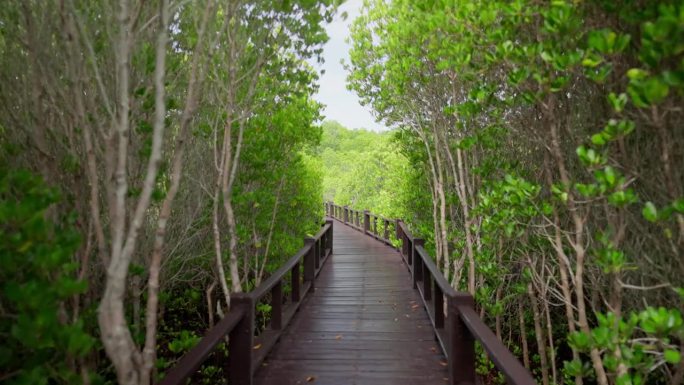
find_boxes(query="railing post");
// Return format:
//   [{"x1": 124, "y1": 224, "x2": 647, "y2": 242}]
[
  {"x1": 271, "y1": 281, "x2": 282, "y2": 330},
  {"x1": 304, "y1": 237, "x2": 315, "y2": 292},
  {"x1": 412, "y1": 238, "x2": 424, "y2": 289},
  {"x1": 343, "y1": 205, "x2": 349, "y2": 223},
  {"x1": 291, "y1": 261, "x2": 300, "y2": 302},
  {"x1": 326, "y1": 219, "x2": 333, "y2": 253},
  {"x1": 228, "y1": 294, "x2": 255, "y2": 385},
  {"x1": 383, "y1": 219, "x2": 389, "y2": 241},
  {"x1": 363, "y1": 210, "x2": 370, "y2": 234},
  {"x1": 407, "y1": 238, "x2": 413, "y2": 266},
  {"x1": 423, "y1": 270, "x2": 432, "y2": 301},
  {"x1": 448, "y1": 294, "x2": 476, "y2": 385},
  {"x1": 434, "y1": 284, "x2": 444, "y2": 329}
]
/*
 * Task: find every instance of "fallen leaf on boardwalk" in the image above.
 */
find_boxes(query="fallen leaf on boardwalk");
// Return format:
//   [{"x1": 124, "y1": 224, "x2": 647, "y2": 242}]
[
  {"x1": 394, "y1": 318, "x2": 398, "y2": 322},
  {"x1": 439, "y1": 360, "x2": 448, "y2": 367},
  {"x1": 306, "y1": 376, "x2": 316, "y2": 382},
  {"x1": 253, "y1": 343, "x2": 262, "y2": 350},
  {"x1": 411, "y1": 304, "x2": 420, "y2": 309},
  {"x1": 335, "y1": 334, "x2": 343, "y2": 340},
  {"x1": 430, "y1": 346, "x2": 437, "y2": 352}
]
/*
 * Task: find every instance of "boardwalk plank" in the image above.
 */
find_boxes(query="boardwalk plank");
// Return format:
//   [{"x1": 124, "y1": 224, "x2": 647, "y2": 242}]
[{"x1": 254, "y1": 222, "x2": 448, "y2": 385}]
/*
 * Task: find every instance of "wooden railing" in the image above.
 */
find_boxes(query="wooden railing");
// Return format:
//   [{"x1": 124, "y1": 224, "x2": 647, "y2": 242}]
[
  {"x1": 326, "y1": 202, "x2": 536, "y2": 385},
  {"x1": 326, "y1": 203, "x2": 398, "y2": 246},
  {"x1": 157, "y1": 220, "x2": 334, "y2": 385}
]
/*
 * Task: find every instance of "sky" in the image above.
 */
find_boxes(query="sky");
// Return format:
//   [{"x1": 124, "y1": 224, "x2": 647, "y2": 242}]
[{"x1": 311, "y1": 0, "x2": 388, "y2": 132}]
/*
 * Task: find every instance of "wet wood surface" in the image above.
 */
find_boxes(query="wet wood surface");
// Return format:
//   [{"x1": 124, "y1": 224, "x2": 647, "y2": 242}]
[{"x1": 254, "y1": 223, "x2": 448, "y2": 385}]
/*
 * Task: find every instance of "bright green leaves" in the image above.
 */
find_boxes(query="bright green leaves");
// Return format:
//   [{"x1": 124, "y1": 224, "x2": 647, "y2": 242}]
[
  {"x1": 507, "y1": 68, "x2": 529, "y2": 86},
  {"x1": 541, "y1": 0, "x2": 578, "y2": 35},
  {"x1": 575, "y1": 148, "x2": 638, "y2": 207},
  {"x1": 642, "y1": 202, "x2": 659, "y2": 222},
  {"x1": 638, "y1": 307, "x2": 683, "y2": 336},
  {"x1": 594, "y1": 236, "x2": 627, "y2": 273},
  {"x1": 563, "y1": 359, "x2": 592, "y2": 378},
  {"x1": 608, "y1": 190, "x2": 638, "y2": 207},
  {"x1": 569, "y1": 309, "x2": 683, "y2": 384},
  {"x1": 596, "y1": 166, "x2": 618, "y2": 189},
  {"x1": 607, "y1": 92, "x2": 629, "y2": 113},
  {"x1": 664, "y1": 349, "x2": 681, "y2": 364},
  {"x1": 477, "y1": 174, "x2": 542, "y2": 238},
  {"x1": 587, "y1": 29, "x2": 631, "y2": 55},
  {"x1": 568, "y1": 330, "x2": 592, "y2": 351},
  {"x1": 576, "y1": 145, "x2": 603, "y2": 166},
  {"x1": 639, "y1": 4, "x2": 684, "y2": 68},
  {"x1": 628, "y1": 72, "x2": 670, "y2": 107},
  {"x1": 167, "y1": 330, "x2": 201, "y2": 354}
]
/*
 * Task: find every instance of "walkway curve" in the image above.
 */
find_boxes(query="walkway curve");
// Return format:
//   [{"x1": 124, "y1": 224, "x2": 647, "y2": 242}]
[{"x1": 254, "y1": 221, "x2": 448, "y2": 385}]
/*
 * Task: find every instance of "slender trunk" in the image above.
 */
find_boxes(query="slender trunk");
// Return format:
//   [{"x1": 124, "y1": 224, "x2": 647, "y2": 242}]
[
  {"x1": 544, "y1": 150, "x2": 582, "y2": 385},
  {"x1": 495, "y1": 286, "x2": 502, "y2": 340},
  {"x1": 518, "y1": 301, "x2": 530, "y2": 370},
  {"x1": 140, "y1": 2, "x2": 212, "y2": 383},
  {"x1": 213, "y1": 186, "x2": 231, "y2": 307},
  {"x1": 206, "y1": 281, "x2": 217, "y2": 329},
  {"x1": 456, "y1": 148, "x2": 475, "y2": 295},
  {"x1": 416, "y1": 124, "x2": 445, "y2": 273},
  {"x1": 548, "y1": 108, "x2": 607, "y2": 385},
  {"x1": 97, "y1": 2, "x2": 142, "y2": 383},
  {"x1": 257, "y1": 176, "x2": 286, "y2": 284},
  {"x1": 543, "y1": 291, "x2": 558, "y2": 385},
  {"x1": 427, "y1": 124, "x2": 450, "y2": 275},
  {"x1": 528, "y1": 282, "x2": 550, "y2": 385}
]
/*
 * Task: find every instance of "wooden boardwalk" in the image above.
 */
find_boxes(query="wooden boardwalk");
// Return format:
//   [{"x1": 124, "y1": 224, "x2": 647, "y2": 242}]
[{"x1": 254, "y1": 222, "x2": 448, "y2": 385}]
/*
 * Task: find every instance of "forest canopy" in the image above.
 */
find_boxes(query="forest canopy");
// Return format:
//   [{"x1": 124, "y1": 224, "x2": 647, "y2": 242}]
[
  {"x1": 1, "y1": 0, "x2": 683, "y2": 385},
  {"x1": 0, "y1": 1, "x2": 336, "y2": 384},
  {"x1": 342, "y1": 0, "x2": 684, "y2": 384}
]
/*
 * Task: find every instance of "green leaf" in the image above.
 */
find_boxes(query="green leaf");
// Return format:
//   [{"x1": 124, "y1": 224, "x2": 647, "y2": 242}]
[
  {"x1": 664, "y1": 349, "x2": 681, "y2": 364},
  {"x1": 673, "y1": 198, "x2": 684, "y2": 213},
  {"x1": 568, "y1": 331, "x2": 591, "y2": 351},
  {"x1": 591, "y1": 133, "x2": 607, "y2": 146},
  {"x1": 642, "y1": 202, "x2": 658, "y2": 222},
  {"x1": 607, "y1": 92, "x2": 628, "y2": 113},
  {"x1": 627, "y1": 68, "x2": 648, "y2": 80}
]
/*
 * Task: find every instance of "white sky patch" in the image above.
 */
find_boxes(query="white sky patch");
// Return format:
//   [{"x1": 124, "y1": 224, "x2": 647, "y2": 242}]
[{"x1": 312, "y1": 0, "x2": 388, "y2": 132}]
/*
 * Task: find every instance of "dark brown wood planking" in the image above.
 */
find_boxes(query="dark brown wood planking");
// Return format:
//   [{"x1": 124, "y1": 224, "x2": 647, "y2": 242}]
[{"x1": 254, "y1": 222, "x2": 448, "y2": 385}]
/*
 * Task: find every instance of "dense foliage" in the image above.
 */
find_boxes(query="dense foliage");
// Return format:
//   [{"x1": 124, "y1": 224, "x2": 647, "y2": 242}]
[
  {"x1": 0, "y1": 1, "x2": 337, "y2": 384},
  {"x1": 346, "y1": 1, "x2": 684, "y2": 384},
  {"x1": 318, "y1": 120, "x2": 415, "y2": 218}
]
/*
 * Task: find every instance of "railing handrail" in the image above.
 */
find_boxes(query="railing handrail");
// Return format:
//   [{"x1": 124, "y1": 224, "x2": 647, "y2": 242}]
[
  {"x1": 250, "y1": 222, "x2": 331, "y2": 300},
  {"x1": 249, "y1": 242, "x2": 311, "y2": 300},
  {"x1": 156, "y1": 219, "x2": 334, "y2": 385},
  {"x1": 158, "y1": 305, "x2": 247, "y2": 385},
  {"x1": 326, "y1": 201, "x2": 536, "y2": 385},
  {"x1": 415, "y1": 245, "x2": 456, "y2": 297}
]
